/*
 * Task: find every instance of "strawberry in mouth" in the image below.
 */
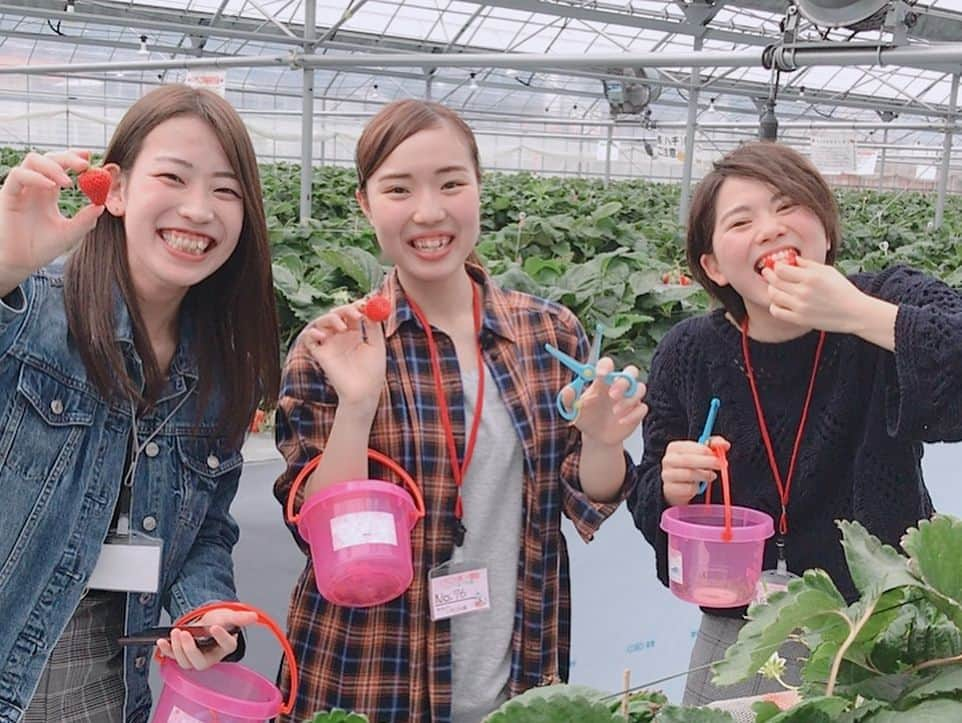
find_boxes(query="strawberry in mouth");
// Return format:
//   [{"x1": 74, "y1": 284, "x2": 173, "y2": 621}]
[
  {"x1": 756, "y1": 248, "x2": 798, "y2": 274},
  {"x1": 160, "y1": 229, "x2": 217, "y2": 258}
]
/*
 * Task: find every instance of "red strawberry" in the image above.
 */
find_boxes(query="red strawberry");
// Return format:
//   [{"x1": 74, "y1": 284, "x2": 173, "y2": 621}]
[
  {"x1": 77, "y1": 168, "x2": 111, "y2": 206},
  {"x1": 763, "y1": 250, "x2": 798, "y2": 271},
  {"x1": 679, "y1": 274, "x2": 691, "y2": 286},
  {"x1": 362, "y1": 295, "x2": 391, "y2": 322}
]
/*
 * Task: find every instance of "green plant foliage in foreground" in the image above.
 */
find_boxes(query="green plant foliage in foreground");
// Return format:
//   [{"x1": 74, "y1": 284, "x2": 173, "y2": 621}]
[
  {"x1": 301, "y1": 518, "x2": 962, "y2": 721},
  {"x1": 712, "y1": 515, "x2": 962, "y2": 721}
]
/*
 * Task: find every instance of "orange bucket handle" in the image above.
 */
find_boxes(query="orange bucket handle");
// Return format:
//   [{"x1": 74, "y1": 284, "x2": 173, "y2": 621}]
[
  {"x1": 704, "y1": 442, "x2": 734, "y2": 543},
  {"x1": 286, "y1": 448, "x2": 425, "y2": 527},
  {"x1": 162, "y1": 600, "x2": 299, "y2": 717}
]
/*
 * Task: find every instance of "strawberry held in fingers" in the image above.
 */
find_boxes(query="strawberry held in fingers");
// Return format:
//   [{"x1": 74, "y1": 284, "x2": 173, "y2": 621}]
[
  {"x1": 77, "y1": 168, "x2": 111, "y2": 206},
  {"x1": 362, "y1": 294, "x2": 391, "y2": 323},
  {"x1": 762, "y1": 248, "x2": 797, "y2": 271}
]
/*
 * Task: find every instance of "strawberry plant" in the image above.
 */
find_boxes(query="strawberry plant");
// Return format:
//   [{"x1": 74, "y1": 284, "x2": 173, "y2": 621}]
[{"x1": 713, "y1": 516, "x2": 962, "y2": 721}]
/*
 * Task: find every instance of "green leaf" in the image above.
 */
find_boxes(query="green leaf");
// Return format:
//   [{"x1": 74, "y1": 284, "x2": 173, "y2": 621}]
[
  {"x1": 751, "y1": 700, "x2": 783, "y2": 723},
  {"x1": 868, "y1": 598, "x2": 962, "y2": 672},
  {"x1": 902, "y1": 515, "x2": 962, "y2": 603},
  {"x1": 902, "y1": 665, "x2": 962, "y2": 705},
  {"x1": 606, "y1": 689, "x2": 668, "y2": 722},
  {"x1": 483, "y1": 684, "x2": 617, "y2": 722},
  {"x1": 746, "y1": 696, "x2": 850, "y2": 722},
  {"x1": 838, "y1": 520, "x2": 916, "y2": 598},
  {"x1": 494, "y1": 263, "x2": 544, "y2": 296},
  {"x1": 713, "y1": 569, "x2": 847, "y2": 687},
  {"x1": 272, "y1": 262, "x2": 300, "y2": 294},
  {"x1": 590, "y1": 201, "x2": 623, "y2": 222},
  {"x1": 315, "y1": 247, "x2": 384, "y2": 291},
  {"x1": 651, "y1": 705, "x2": 735, "y2": 722},
  {"x1": 859, "y1": 697, "x2": 962, "y2": 721}
]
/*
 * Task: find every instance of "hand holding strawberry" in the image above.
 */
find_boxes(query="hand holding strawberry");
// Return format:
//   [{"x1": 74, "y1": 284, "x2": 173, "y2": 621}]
[
  {"x1": 0, "y1": 150, "x2": 105, "y2": 296},
  {"x1": 301, "y1": 299, "x2": 387, "y2": 410}
]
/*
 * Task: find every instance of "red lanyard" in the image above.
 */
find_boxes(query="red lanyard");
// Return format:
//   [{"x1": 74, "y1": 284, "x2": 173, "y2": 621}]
[
  {"x1": 741, "y1": 317, "x2": 825, "y2": 536},
  {"x1": 406, "y1": 282, "x2": 485, "y2": 544}
]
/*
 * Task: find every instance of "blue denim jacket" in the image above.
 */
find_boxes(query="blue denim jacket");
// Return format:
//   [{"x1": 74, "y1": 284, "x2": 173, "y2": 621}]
[{"x1": 0, "y1": 266, "x2": 243, "y2": 723}]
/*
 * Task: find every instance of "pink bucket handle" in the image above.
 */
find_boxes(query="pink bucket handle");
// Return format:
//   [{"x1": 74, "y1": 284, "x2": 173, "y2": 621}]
[
  {"x1": 285, "y1": 448, "x2": 426, "y2": 527},
  {"x1": 704, "y1": 442, "x2": 734, "y2": 542},
  {"x1": 162, "y1": 601, "x2": 299, "y2": 717}
]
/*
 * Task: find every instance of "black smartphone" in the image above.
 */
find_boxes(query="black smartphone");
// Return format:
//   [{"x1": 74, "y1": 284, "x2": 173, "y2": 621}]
[{"x1": 117, "y1": 624, "x2": 240, "y2": 650}]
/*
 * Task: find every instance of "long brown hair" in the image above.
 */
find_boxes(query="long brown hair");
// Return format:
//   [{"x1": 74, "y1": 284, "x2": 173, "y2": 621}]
[
  {"x1": 355, "y1": 99, "x2": 484, "y2": 266},
  {"x1": 64, "y1": 84, "x2": 279, "y2": 444},
  {"x1": 686, "y1": 141, "x2": 841, "y2": 322}
]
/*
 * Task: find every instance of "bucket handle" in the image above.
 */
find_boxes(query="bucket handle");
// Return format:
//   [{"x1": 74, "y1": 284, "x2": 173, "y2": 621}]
[
  {"x1": 704, "y1": 442, "x2": 733, "y2": 542},
  {"x1": 160, "y1": 601, "x2": 300, "y2": 717},
  {"x1": 285, "y1": 448, "x2": 426, "y2": 527}
]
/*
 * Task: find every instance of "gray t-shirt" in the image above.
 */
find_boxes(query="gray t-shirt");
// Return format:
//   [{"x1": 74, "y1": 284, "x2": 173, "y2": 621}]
[{"x1": 450, "y1": 365, "x2": 524, "y2": 723}]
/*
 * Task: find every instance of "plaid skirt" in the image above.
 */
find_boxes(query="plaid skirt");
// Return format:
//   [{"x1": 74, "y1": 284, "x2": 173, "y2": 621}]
[
  {"x1": 682, "y1": 613, "x2": 806, "y2": 706},
  {"x1": 23, "y1": 590, "x2": 126, "y2": 723}
]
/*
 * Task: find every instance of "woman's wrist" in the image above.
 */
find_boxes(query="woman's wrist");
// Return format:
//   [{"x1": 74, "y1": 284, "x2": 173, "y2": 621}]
[
  {"x1": 334, "y1": 398, "x2": 380, "y2": 426},
  {"x1": 851, "y1": 293, "x2": 898, "y2": 352}
]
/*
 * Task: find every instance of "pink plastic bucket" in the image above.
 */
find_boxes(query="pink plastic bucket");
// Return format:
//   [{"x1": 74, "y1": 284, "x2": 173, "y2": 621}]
[
  {"x1": 286, "y1": 449, "x2": 425, "y2": 607},
  {"x1": 659, "y1": 445, "x2": 773, "y2": 607},
  {"x1": 660, "y1": 504, "x2": 774, "y2": 607},
  {"x1": 151, "y1": 602, "x2": 298, "y2": 722}
]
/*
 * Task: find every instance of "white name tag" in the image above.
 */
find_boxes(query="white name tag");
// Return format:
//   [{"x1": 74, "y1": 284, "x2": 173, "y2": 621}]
[
  {"x1": 330, "y1": 511, "x2": 397, "y2": 551},
  {"x1": 428, "y1": 562, "x2": 491, "y2": 621},
  {"x1": 87, "y1": 532, "x2": 162, "y2": 593}
]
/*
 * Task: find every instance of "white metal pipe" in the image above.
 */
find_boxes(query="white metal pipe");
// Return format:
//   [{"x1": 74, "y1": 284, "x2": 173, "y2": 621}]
[
  {"x1": 774, "y1": 43, "x2": 962, "y2": 72},
  {"x1": 935, "y1": 74, "x2": 959, "y2": 229},
  {"x1": 679, "y1": 35, "x2": 702, "y2": 226},
  {"x1": 9, "y1": 42, "x2": 962, "y2": 78},
  {"x1": 300, "y1": 0, "x2": 317, "y2": 224},
  {"x1": 0, "y1": 55, "x2": 291, "y2": 75}
]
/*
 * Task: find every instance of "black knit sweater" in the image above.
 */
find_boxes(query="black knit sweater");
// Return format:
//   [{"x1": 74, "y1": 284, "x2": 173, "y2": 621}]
[{"x1": 628, "y1": 266, "x2": 962, "y2": 617}]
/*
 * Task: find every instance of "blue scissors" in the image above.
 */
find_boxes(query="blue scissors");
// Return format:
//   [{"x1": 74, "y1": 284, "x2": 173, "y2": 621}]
[
  {"x1": 545, "y1": 323, "x2": 639, "y2": 421},
  {"x1": 696, "y1": 397, "x2": 721, "y2": 495}
]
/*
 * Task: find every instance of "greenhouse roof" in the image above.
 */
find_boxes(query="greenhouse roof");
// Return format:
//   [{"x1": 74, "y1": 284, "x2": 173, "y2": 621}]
[{"x1": 3, "y1": 0, "x2": 962, "y2": 144}]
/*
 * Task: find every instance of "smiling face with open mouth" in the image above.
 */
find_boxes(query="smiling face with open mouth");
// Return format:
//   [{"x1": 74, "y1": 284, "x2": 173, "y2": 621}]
[
  {"x1": 108, "y1": 115, "x2": 244, "y2": 308},
  {"x1": 699, "y1": 175, "x2": 830, "y2": 321},
  {"x1": 357, "y1": 122, "x2": 481, "y2": 295}
]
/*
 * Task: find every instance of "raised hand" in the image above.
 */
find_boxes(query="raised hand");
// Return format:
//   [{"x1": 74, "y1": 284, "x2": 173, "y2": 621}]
[
  {"x1": 0, "y1": 151, "x2": 105, "y2": 294},
  {"x1": 762, "y1": 257, "x2": 879, "y2": 334},
  {"x1": 560, "y1": 356, "x2": 648, "y2": 446},
  {"x1": 301, "y1": 300, "x2": 387, "y2": 410}
]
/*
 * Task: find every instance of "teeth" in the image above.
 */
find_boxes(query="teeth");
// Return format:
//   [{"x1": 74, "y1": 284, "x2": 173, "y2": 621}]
[
  {"x1": 411, "y1": 236, "x2": 451, "y2": 251},
  {"x1": 161, "y1": 231, "x2": 212, "y2": 255}
]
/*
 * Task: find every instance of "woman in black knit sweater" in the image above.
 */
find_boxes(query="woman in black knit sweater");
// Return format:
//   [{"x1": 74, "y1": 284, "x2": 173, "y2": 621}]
[{"x1": 627, "y1": 141, "x2": 962, "y2": 705}]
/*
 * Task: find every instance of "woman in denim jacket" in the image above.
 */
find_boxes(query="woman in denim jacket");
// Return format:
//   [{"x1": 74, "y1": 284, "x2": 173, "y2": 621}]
[{"x1": 0, "y1": 85, "x2": 279, "y2": 722}]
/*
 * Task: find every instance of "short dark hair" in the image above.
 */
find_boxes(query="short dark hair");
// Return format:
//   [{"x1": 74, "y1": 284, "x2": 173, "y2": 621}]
[{"x1": 686, "y1": 142, "x2": 841, "y2": 321}]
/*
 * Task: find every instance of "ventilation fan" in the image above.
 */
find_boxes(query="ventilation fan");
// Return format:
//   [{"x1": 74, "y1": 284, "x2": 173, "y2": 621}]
[
  {"x1": 796, "y1": 0, "x2": 893, "y2": 30},
  {"x1": 601, "y1": 67, "x2": 662, "y2": 116}
]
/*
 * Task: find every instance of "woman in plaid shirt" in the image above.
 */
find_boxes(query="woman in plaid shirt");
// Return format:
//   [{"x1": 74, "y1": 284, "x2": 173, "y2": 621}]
[{"x1": 273, "y1": 99, "x2": 647, "y2": 722}]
